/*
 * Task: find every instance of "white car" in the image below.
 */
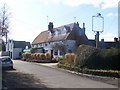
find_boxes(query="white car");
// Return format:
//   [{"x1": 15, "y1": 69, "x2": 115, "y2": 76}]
[{"x1": 0, "y1": 56, "x2": 13, "y2": 69}]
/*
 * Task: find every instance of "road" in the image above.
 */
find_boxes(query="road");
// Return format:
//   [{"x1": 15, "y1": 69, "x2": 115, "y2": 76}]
[{"x1": 13, "y1": 60, "x2": 118, "y2": 88}]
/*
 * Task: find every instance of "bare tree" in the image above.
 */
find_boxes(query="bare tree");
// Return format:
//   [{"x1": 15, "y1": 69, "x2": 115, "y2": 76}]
[{"x1": 0, "y1": 4, "x2": 10, "y2": 44}]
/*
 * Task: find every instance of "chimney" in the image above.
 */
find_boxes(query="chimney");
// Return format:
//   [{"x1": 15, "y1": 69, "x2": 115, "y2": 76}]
[
  {"x1": 114, "y1": 37, "x2": 118, "y2": 42},
  {"x1": 83, "y1": 23, "x2": 85, "y2": 29},
  {"x1": 76, "y1": 22, "x2": 79, "y2": 26},
  {"x1": 101, "y1": 39, "x2": 104, "y2": 42},
  {"x1": 82, "y1": 23, "x2": 85, "y2": 35},
  {"x1": 48, "y1": 22, "x2": 54, "y2": 33}
]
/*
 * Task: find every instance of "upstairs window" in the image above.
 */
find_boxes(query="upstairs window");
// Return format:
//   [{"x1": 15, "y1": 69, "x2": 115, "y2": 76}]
[{"x1": 45, "y1": 43, "x2": 48, "y2": 46}]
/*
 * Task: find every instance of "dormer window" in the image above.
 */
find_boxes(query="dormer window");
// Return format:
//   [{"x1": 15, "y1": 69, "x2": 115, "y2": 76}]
[
  {"x1": 60, "y1": 27, "x2": 66, "y2": 34},
  {"x1": 55, "y1": 30, "x2": 58, "y2": 36},
  {"x1": 58, "y1": 30, "x2": 61, "y2": 35},
  {"x1": 64, "y1": 26, "x2": 70, "y2": 33}
]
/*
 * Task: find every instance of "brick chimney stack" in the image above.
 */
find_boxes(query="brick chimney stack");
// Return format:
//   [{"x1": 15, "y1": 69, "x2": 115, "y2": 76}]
[
  {"x1": 48, "y1": 22, "x2": 54, "y2": 33},
  {"x1": 114, "y1": 37, "x2": 118, "y2": 42}
]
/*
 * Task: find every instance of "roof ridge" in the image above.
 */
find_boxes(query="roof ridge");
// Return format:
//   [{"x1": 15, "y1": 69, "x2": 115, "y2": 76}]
[{"x1": 54, "y1": 22, "x2": 75, "y2": 29}]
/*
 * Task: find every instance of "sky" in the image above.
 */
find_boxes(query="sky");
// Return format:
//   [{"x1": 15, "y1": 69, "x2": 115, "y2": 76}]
[{"x1": 0, "y1": 0, "x2": 119, "y2": 43}]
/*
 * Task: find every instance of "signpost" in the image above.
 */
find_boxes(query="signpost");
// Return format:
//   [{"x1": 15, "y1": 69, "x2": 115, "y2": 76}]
[{"x1": 92, "y1": 13, "x2": 104, "y2": 48}]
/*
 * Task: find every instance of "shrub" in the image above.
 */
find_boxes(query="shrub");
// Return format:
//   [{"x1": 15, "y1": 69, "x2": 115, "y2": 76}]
[
  {"x1": 64, "y1": 53, "x2": 76, "y2": 63},
  {"x1": 37, "y1": 53, "x2": 42, "y2": 60},
  {"x1": 52, "y1": 57, "x2": 58, "y2": 62},
  {"x1": 34, "y1": 53, "x2": 37, "y2": 59},
  {"x1": 35, "y1": 53, "x2": 40, "y2": 60},
  {"x1": 75, "y1": 44, "x2": 120, "y2": 70},
  {"x1": 22, "y1": 53, "x2": 26, "y2": 60},
  {"x1": 40, "y1": 53, "x2": 46, "y2": 60},
  {"x1": 45, "y1": 52, "x2": 51, "y2": 60},
  {"x1": 22, "y1": 52, "x2": 31, "y2": 60},
  {"x1": 74, "y1": 45, "x2": 100, "y2": 68},
  {"x1": 71, "y1": 53, "x2": 76, "y2": 62},
  {"x1": 64, "y1": 53, "x2": 70, "y2": 60},
  {"x1": 31, "y1": 53, "x2": 36, "y2": 59},
  {"x1": 31, "y1": 53, "x2": 34, "y2": 59},
  {"x1": 97, "y1": 48, "x2": 120, "y2": 70}
]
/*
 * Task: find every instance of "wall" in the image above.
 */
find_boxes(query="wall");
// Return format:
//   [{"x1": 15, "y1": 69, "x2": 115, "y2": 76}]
[
  {"x1": 0, "y1": 51, "x2": 9, "y2": 56},
  {"x1": 13, "y1": 48, "x2": 22, "y2": 59},
  {"x1": 6, "y1": 40, "x2": 13, "y2": 52},
  {"x1": 65, "y1": 40, "x2": 76, "y2": 52}
]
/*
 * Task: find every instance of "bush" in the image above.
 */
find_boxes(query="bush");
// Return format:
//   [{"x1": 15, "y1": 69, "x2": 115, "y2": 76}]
[
  {"x1": 22, "y1": 52, "x2": 31, "y2": 59},
  {"x1": 31, "y1": 53, "x2": 36, "y2": 59},
  {"x1": 52, "y1": 57, "x2": 58, "y2": 62},
  {"x1": 71, "y1": 53, "x2": 76, "y2": 62},
  {"x1": 75, "y1": 44, "x2": 120, "y2": 70},
  {"x1": 45, "y1": 52, "x2": 51, "y2": 60},
  {"x1": 97, "y1": 48, "x2": 120, "y2": 70},
  {"x1": 40, "y1": 53, "x2": 46, "y2": 60},
  {"x1": 22, "y1": 53, "x2": 26, "y2": 60},
  {"x1": 64, "y1": 53, "x2": 70, "y2": 60},
  {"x1": 64, "y1": 53, "x2": 76, "y2": 63},
  {"x1": 74, "y1": 45, "x2": 100, "y2": 68},
  {"x1": 37, "y1": 53, "x2": 42, "y2": 60}
]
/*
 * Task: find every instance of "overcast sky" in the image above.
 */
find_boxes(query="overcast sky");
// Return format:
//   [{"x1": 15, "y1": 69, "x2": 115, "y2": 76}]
[{"x1": 0, "y1": 0, "x2": 119, "y2": 43}]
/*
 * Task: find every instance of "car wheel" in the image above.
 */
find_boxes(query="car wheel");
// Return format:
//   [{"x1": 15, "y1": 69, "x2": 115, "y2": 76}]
[{"x1": 10, "y1": 66, "x2": 13, "y2": 69}]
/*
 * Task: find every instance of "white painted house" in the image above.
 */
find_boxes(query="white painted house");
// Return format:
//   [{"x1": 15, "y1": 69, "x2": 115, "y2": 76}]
[
  {"x1": 6, "y1": 40, "x2": 31, "y2": 59},
  {"x1": 32, "y1": 22, "x2": 89, "y2": 58}
]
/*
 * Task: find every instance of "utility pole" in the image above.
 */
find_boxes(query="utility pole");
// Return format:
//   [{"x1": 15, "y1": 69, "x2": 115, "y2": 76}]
[{"x1": 92, "y1": 13, "x2": 104, "y2": 48}]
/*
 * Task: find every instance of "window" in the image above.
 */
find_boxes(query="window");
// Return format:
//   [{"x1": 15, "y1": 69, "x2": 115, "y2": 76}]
[
  {"x1": 68, "y1": 50, "x2": 72, "y2": 53},
  {"x1": 55, "y1": 31, "x2": 58, "y2": 36},
  {"x1": 34, "y1": 45, "x2": 37, "y2": 48},
  {"x1": 54, "y1": 50, "x2": 58, "y2": 55},
  {"x1": 45, "y1": 50, "x2": 48, "y2": 53},
  {"x1": 45, "y1": 43, "x2": 48, "y2": 46},
  {"x1": 58, "y1": 30, "x2": 61, "y2": 35},
  {"x1": 60, "y1": 51, "x2": 63, "y2": 56},
  {"x1": 39, "y1": 44, "x2": 42, "y2": 46}
]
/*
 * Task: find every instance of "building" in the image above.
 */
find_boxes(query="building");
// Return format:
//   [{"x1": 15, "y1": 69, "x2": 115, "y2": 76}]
[
  {"x1": 32, "y1": 22, "x2": 89, "y2": 58},
  {"x1": 89, "y1": 38, "x2": 119, "y2": 49},
  {"x1": 6, "y1": 40, "x2": 31, "y2": 59},
  {"x1": 0, "y1": 39, "x2": 2, "y2": 51}
]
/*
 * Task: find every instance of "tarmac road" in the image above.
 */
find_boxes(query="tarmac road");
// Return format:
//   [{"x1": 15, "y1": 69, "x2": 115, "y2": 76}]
[{"x1": 12, "y1": 60, "x2": 118, "y2": 88}]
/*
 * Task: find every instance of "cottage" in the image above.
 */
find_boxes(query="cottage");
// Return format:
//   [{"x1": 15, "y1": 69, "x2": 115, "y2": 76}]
[
  {"x1": 6, "y1": 40, "x2": 31, "y2": 59},
  {"x1": 32, "y1": 22, "x2": 89, "y2": 58}
]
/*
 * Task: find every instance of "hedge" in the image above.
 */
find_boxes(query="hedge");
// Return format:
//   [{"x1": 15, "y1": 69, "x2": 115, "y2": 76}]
[
  {"x1": 22, "y1": 52, "x2": 51, "y2": 61},
  {"x1": 59, "y1": 45, "x2": 120, "y2": 70}
]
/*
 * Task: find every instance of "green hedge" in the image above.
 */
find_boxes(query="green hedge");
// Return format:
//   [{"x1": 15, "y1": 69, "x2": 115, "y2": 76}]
[
  {"x1": 59, "y1": 45, "x2": 120, "y2": 70},
  {"x1": 57, "y1": 64, "x2": 120, "y2": 78},
  {"x1": 74, "y1": 45, "x2": 120, "y2": 70}
]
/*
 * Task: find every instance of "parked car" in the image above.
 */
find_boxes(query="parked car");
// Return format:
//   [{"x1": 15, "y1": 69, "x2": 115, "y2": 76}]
[{"x1": 0, "y1": 56, "x2": 13, "y2": 69}]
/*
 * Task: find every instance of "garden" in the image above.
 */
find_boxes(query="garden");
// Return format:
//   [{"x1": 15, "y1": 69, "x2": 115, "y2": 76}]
[
  {"x1": 58, "y1": 45, "x2": 120, "y2": 78},
  {"x1": 22, "y1": 44, "x2": 120, "y2": 78}
]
